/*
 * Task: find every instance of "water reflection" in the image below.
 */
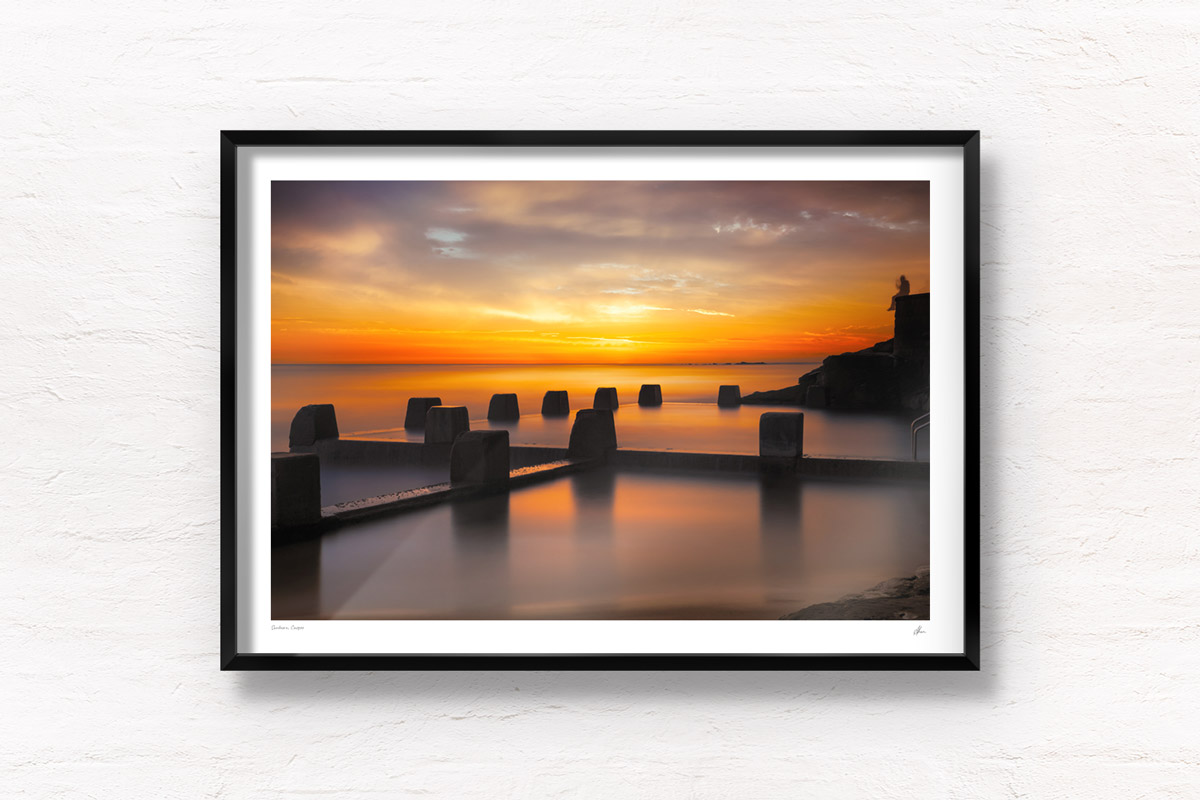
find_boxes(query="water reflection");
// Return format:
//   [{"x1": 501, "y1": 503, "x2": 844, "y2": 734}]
[
  {"x1": 342, "y1": 403, "x2": 917, "y2": 460},
  {"x1": 272, "y1": 362, "x2": 819, "y2": 450},
  {"x1": 319, "y1": 463, "x2": 448, "y2": 506},
  {"x1": 451, "y1": 494, "x2": 511, "y2": 614},
  {"x1": 570, "y1": 468, "x2": 618, "y2": 520},
  {"x1": 568, "y1": 469, "x2": 619, "y2": 609},
  {"x1": 272, "y1": 470, "x2": 929, "y2": 621},
  {"x1": 759, "y1": 473, "x2": 802, "y2": 534},
  {"x1": 759, "y1": 474, "x2": 804, "y2": 599},
  {"x1": 274, "y1": 363, "x2": 926, "y2": 459},
  {"x1": 271, "y1": 538, "x2": 321, "y2": 619}
]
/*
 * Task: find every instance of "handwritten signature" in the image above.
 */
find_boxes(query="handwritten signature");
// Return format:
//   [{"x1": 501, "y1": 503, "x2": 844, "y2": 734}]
[{"x1": 913, "y1": 625, "x2": 927, "y2": 636}]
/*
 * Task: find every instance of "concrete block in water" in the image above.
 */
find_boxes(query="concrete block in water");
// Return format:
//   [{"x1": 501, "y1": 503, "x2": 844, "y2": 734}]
[
  {"x1": 404, "y1": 397, "x2": 442, "y2": 429},
  {"x1": 638, "y1": 384, "x2": 662, "y2": 406},
  {"x1": 568, "y1": 409, "x2": 617, "y2": 459},
  {"x1": 805, "y1": 386, "x2": 826, "y2": 408},
  {"x1": 288, "y1": 404, "x2": 339, "y2": 448},
  {"x1": 541, "y1": 390, "x2": 570, "y2": 416},
  {"x1": 487, "y1": 393, "x2": 520, "y2": 421},
  {"x1": 271, "y1": 452, "x2": 321, "y2": 536},
  {"x1": 593, "y1": 387, "x2": 619, "y2": 410},
  {"x1": 425, "y1": 405, "x2": 470, "y2": 444},
  {"x1": 450, "y1": 430, "x2": 510, "y2": 485},
  {"x1": 717, "y1": 385, "x2": 741, "y2": 407},
  {"x1": 759, "y1": 412, "x2": 804, "y2": 460}
]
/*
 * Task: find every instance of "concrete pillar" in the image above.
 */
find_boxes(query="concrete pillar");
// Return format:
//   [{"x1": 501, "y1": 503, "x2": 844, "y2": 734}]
[
  {"x1": 404, "y1": 397, "x2": 442, "y2": 429},
  {"x1": 541, "y1": 390, "x2": 570, "y2": 416},
  {"x1": 638, "y1": 384, "x2": 662, "y2": 406},
  {"x1": 487, "y1": 393, "x2": 520, "y2": 421},
  {"x1": 568, "y1": 409, "x2": 617, "y2": 460},
  {"x1": 425, "y1": 405, "x2": 470, "y2": 444},
  {"x1": 271, "y1": 452, "x2": 321, "y2": 536},
  {"x1": 717, "y1": 385, "x2": 741, "y2": 407},
  {"x1": 593, "y1": 387, "x2": 619, "y2": 410},
  {"x1": 450, "y1": 430, "x2": 510, "y2": 485},
  {"x1": 805, "y1": 386, "x2": 826, "y2": 408},
  {"x1": 759, "y1": 412, "x2": 804, "y2": 463},
  {"x1": 288, "y1": 404, "x2": 339, "y2": 448}
]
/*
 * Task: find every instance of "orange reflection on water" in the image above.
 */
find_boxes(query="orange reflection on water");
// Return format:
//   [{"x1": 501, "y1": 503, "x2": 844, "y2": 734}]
[
  {"x1": 273, "y1": 469, "x2": 929, "y2": 621},
  {"x1": 272, "y1": 362, "x2": 811, "y2": 447},
  {"x1": 272, "y1": 364, "x2": 920, "y2": 459}
]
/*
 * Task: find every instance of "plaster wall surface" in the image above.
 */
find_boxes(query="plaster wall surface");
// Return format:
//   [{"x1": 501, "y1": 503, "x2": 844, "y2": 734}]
[{"x1": 4, "y1": 2, "x2": 1198, "y2": 796}]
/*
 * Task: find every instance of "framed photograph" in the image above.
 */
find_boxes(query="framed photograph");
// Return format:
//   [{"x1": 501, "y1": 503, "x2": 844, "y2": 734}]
[{"x1": 221, "y1": 130, "x2": 979, "y2": 670}]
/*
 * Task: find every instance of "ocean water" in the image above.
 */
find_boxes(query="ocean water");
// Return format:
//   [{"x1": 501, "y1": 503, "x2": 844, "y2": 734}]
[
  {"x1": 272, "y1": 363, "x2": 923, "y2": 459},
  {"x1": 272, "y1": 468, "x2": 930, "y2": 621}
]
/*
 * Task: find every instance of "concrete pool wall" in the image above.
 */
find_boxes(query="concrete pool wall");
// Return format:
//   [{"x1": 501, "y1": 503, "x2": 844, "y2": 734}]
[{"x1": 276, "y1": 401, "x2": 928, "y2": 541}]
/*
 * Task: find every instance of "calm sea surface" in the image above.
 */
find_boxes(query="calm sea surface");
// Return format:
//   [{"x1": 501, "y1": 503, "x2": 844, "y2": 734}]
[{"x1": 272, "y1": 363, "x2": 920, "y2": 460}]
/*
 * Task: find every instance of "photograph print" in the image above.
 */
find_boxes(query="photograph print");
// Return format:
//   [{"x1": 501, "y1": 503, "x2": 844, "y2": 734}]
[{"x1": 269, "y1": 178, "x2": 932, "y2": 624}]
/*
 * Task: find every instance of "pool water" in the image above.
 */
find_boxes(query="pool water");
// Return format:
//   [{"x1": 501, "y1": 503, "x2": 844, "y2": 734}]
[
  {"x1": 273, "y1": 468, "x2": 929, "y2": 621},
  {"x1": 346, "y1": 402, "x2": 922, "y2": 460}
]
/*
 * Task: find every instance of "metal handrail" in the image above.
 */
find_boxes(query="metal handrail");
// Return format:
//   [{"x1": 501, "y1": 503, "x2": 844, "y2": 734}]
[{"x1": 910, "y1": 412, "x2": 930, "y2": 461}]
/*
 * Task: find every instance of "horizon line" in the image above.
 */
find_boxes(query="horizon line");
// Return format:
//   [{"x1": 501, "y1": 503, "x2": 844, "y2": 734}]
[{"x1": 270, "y1": 360, "x2": 821, "y2": 367}]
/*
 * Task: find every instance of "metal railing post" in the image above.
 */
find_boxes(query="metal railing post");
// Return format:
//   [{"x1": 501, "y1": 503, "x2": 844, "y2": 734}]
[{"x1": 910, "y1": 413, "x2": 931, "y2": 461}]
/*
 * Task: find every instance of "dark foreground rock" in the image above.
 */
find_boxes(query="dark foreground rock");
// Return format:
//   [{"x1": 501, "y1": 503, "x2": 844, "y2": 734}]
[
  {"x1": 742, "y1": 338, "x2": 896, "y2": 408},
  {"x1": 741, "y1": 383, "x2": 806, "y2": 404},
  {"x1": 781, "y1": 567, "x2": 929, "y2": 620},
  {"x1": 742, "y1": 292, "x2": 930, "y2": 413}
]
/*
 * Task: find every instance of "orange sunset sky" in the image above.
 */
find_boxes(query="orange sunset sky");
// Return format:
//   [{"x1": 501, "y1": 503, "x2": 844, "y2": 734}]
[{"x1": 271, "y1": 180, "x2": 929, "y2": 364}]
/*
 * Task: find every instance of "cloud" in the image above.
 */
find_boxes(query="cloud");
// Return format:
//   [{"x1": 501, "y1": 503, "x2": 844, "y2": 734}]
[
  {"x1": 481, "y1": 306, "x2": 573, "y2": 324},
  {"x1": 594, "y1": 304, "x2": 674, "y2": 317},
  {"x1": 713, "y1": 218, "x2": 797, "y2": 237},
  {"x1": 564, "y1": 336, "x2": 654, "y2": 346},
  {"x1": 838, "y1": 210, "x2": 925, "y2": 232},
  {"x1": 270, "y1": 179, "x2": 930, "y2": 362},
  {"x1": 432, "y1": 245, "x2": 480, "y2": 259},
  {"x1": 426, "y1": 227, "x2": 468, "y2": 243}
]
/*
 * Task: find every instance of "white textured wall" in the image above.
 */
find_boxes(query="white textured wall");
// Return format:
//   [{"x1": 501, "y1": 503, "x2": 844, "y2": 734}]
[{"x1": 4, "y1": 2, "x2": 1198, "y2": 797}]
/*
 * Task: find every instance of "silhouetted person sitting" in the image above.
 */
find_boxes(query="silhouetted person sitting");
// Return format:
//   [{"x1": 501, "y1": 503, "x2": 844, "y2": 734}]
[{"x1": 888, "y1": 274, "x2": 910, "y2": 311}]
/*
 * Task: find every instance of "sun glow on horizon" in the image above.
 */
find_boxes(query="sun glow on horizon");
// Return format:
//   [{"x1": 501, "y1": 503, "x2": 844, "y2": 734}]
[{"x1": 271, "y1": 180, "x2": 929, "y2": 365}]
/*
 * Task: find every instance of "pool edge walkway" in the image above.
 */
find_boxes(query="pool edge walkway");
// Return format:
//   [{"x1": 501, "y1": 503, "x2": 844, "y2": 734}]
[{"x1": 320, "y1": 458, "x2": 596, "y2": 529}]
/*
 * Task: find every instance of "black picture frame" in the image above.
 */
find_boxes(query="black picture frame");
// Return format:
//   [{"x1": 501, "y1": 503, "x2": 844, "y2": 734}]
[{"x1": 221, "y1": 130, "x2": 980, "y2": 671}]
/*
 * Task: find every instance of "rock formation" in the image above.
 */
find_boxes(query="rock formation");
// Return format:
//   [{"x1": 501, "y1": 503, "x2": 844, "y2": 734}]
[
  {"x1": 781, "y1": 567, "x2": 929, "y2": 620},
  {"x1": 743, "y1": 292, "x2": 930, "y2": 412}
]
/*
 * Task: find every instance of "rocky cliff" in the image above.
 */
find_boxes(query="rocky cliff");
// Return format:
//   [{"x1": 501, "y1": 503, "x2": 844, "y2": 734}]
[{"x1": 743, "y1": 292, "x2": 930, "y2": 412}]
